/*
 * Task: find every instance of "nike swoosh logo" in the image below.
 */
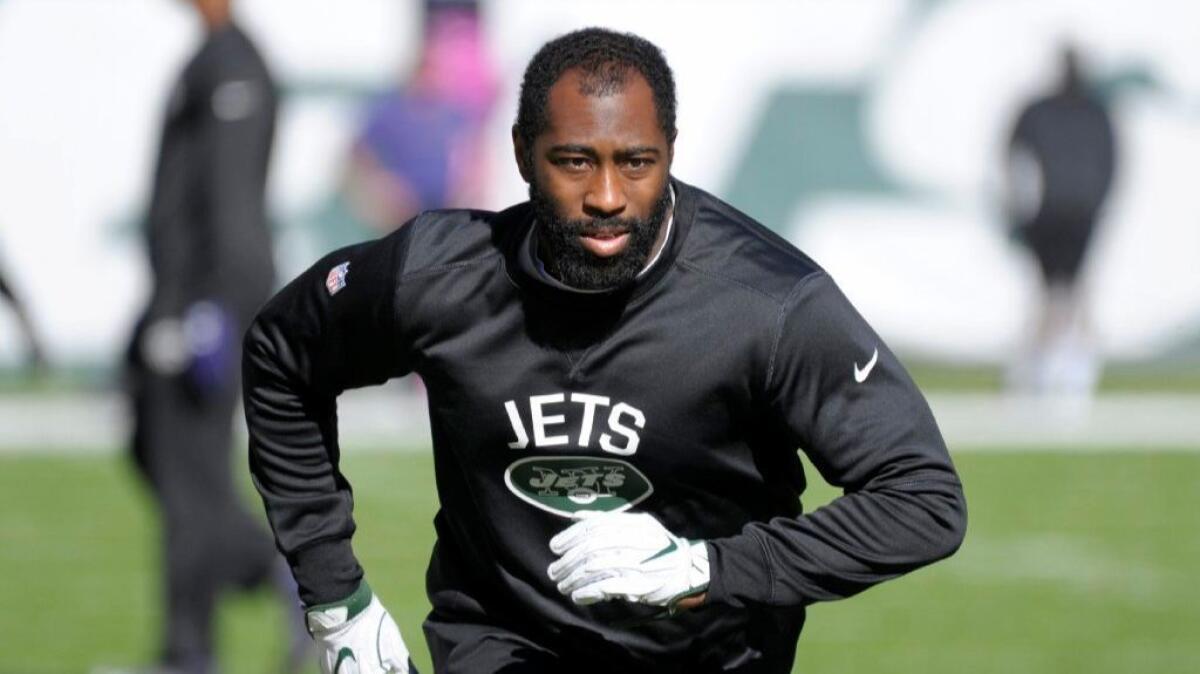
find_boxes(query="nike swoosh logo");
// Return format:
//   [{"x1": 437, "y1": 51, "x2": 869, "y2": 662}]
[
  {"x1": 854, "y1": 348, "x2": 879, "y2": 383},
  {"x1": 642, "y1": 539, "x2": 679, "y2": 563},
  {"x1": 334, "y1": 647, "x2": 357, "y2": 674}
]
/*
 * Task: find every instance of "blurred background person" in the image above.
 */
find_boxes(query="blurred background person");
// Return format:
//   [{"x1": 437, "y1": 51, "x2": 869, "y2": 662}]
[
  {"x1": 342, "y1": 0, "x2": 498, "y2": 233},
  {"x1": 0, "y1": 248, "x2": 45, "y2": 373},
  {"x1": 1003, "y1": 44, "x2": 1117, "y2": 398},
  {"x1": 121, "y1": 0, "x2": 304, "y2": 672}
]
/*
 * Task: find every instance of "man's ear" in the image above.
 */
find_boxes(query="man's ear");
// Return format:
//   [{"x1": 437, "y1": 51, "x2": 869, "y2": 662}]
[{"x1": 512, "y1": 126, "x2": 531, "y2": 184}]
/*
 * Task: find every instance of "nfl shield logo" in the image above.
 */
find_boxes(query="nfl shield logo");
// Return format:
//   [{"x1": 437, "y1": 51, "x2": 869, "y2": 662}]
[{"x1": 325, "y1": 262, "x2": 350, "y2": 296}]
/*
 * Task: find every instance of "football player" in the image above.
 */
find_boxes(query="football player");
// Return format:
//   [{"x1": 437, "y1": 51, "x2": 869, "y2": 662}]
[{"x1": 245, "y1": 27, "x2": 966, "y2": 673}]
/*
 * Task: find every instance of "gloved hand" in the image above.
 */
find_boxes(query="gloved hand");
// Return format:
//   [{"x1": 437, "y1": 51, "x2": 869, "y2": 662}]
[
  {"x1": 305, "y1": 581, "x2": 417, "y2": 674},
  {"x1": 181, "y1": 300, "x2": 235, "y2": 394},
  {"x1": 139, "y1": 300, "x2": 235, "y2": 397},
  {"x1": 548, "y1": 511, "x2": 709, "y2": 611}
]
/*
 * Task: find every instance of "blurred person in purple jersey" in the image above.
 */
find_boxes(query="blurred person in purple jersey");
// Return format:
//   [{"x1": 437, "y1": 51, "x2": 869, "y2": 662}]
[
  {"x1": 119, "y1": 1, "x2": 307, "y2": 672},
  {"x1": 1004, "y1": 45, "x2": 1117, "y2": 398},
  {"x1": 344, "y1": 0, "x2": 499, "y2": 232}
]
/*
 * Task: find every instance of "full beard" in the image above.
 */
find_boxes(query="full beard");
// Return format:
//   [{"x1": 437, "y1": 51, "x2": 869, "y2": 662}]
[{"x1": 530, "y1": 181, "x2": 672, "y2": 291}]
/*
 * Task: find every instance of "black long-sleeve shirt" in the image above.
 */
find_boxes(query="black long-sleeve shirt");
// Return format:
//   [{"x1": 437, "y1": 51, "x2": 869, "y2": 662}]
[
  {"x1": 244, "y1": 179, "x2": 965, "y2": 668},
  {"x1": 1008, "y1": 88, "x2": 1116, "y2": 229},
  {"x1": 145, "y1": 23, "x2": 276, "y2": 321}
]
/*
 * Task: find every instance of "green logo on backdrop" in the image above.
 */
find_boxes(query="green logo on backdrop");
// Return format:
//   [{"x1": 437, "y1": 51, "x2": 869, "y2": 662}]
[{"x1": 504, "y1": 456, "x2": 654, "y2": 518}]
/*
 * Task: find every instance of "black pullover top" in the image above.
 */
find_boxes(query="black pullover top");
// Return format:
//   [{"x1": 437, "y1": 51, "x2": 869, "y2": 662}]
[{"x1": 244, "y1": 178, "x2": 966, "y2": 670}]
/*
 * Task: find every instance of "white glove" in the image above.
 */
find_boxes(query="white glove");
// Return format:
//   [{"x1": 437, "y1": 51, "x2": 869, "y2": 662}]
[
  {"x1": 547, "y1": 511, "x2": 709, "y2": 610},
  {"x1": 305, "y1": 582, "x2": 417, "y2": 674}
]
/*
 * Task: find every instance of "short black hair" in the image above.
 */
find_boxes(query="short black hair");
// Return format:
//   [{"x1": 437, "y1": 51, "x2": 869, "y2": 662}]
[{"x1": 515, "y1": 27, "x2": 677, "y2": 159}]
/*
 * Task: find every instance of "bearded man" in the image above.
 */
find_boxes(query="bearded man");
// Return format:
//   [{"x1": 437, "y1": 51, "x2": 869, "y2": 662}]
[{"x1": 244, "y1": 27, "x2": 966, "y2": 674}]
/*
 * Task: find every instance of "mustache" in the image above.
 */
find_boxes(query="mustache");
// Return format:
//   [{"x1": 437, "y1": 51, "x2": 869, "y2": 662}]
[
  {"x1": 527, "y1": 180, "x2": 671, "y2": 291},
  {"x1": 547, "y1": 215, "x2": 642, "y2": 235}
]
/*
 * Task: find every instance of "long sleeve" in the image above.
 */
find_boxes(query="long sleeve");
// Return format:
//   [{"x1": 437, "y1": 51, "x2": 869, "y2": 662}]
[
  {"x1": 142, "y1": 75, "x2": 196, "y2": 320},
  {"x1": 143, "y1": 29, "x2": 277, "y2": 319},
  {"x1": 243, "y1": 227, "x2": 412, "y2": 605},
  {"x1": 194, "y1": 56, "x2": 276, "y2": 308},
  {"x1": 706, "y1": 272, "x2": 966, "y2": 608}
]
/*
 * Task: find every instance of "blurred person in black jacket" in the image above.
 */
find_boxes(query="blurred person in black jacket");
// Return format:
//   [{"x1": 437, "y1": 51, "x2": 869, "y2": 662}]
[
  {"x1": 1004, "y1": 45, "x2": 1116, "y2": 397},
  {"x1": 122, "y1": 1, "x2": 304, "y2": 672}
]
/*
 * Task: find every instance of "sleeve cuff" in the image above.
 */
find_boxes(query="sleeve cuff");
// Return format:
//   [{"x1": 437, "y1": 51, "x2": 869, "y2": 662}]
[
  {"x1": 704, "y1": 533, "x2": 776, "y2": 608},
  {"x1": 288, "y1": 537, "x2": 364, "y2": 606}
]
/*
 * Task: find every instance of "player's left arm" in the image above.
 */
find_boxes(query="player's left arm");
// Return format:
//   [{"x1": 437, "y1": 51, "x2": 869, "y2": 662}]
[
  {"x1": 548, "y1": 271, "x2": 964, "y2": 612},
  {"x1": 704, "y1": 271, "x2": 967, "y2": 609}
]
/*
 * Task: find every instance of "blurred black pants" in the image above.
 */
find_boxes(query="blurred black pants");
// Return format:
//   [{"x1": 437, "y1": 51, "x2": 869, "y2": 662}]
[{"x1": 126, "y1": 323, "x2": 278, "y2": 673}]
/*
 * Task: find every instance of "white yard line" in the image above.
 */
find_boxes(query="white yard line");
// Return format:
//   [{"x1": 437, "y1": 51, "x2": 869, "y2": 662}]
[
  {"x1": 1, "y1": 389, "x2": 1197, "y2": 455},
  {"x1": 928, "y1": 393, "x2": 1200, "y2": 451}
]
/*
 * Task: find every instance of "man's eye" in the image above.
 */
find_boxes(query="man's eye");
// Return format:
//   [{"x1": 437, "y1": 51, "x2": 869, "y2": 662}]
[
  {"x1": 556, "y1": 157, "x2": 590, "y2": 170},
  {"x1": 626, "y1": 158, "x2": 652, "y2": 170}
]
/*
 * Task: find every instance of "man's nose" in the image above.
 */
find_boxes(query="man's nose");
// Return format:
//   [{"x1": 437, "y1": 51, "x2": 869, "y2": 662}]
[{"x1": 583, "y1": 165, "x2": 627, "y2": 218}]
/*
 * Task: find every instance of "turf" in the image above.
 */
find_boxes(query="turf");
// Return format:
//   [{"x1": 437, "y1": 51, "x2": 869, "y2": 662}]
[
  {"x1": 1, "y1": 450, "x2": 1197, "y2": 673},
  {"x1": 902, "y1": 361, "x2": 1200, "y2": 393}
]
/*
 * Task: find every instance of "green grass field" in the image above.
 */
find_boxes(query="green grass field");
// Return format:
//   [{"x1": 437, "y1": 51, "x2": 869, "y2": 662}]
[{"x1": 1, "y1": 450, "x2": 1197, "y2": 674}]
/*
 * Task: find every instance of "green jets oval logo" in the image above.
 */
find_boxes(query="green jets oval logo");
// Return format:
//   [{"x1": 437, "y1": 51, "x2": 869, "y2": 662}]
[{"x1": 504, "y1": 456, "x2": 654, "y2": 518}]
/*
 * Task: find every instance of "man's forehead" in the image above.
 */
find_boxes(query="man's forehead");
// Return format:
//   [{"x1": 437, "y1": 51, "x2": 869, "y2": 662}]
[{"x1": 541, "y1": 68, "x2": 664, "y2": 147}]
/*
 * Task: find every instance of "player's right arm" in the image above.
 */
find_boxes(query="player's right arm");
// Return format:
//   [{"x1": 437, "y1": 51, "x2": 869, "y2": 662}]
[
  {"x1": 243, "y1": 225, "x2": 420, "y2": 672},
  {"x1": 242, "y1": 225, "x2": 413, "y2": 605}
]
